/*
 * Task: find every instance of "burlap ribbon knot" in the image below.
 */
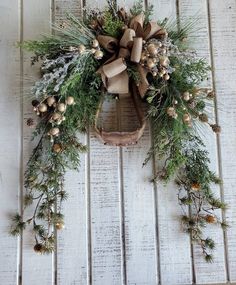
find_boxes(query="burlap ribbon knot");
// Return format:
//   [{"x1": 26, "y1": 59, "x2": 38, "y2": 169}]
[
  {"x1": 97, "y1": 13, "x2": 165, "y2": 97},
  {"x1": 95, "y1": 13, "x2": 166, "y2": 146}
]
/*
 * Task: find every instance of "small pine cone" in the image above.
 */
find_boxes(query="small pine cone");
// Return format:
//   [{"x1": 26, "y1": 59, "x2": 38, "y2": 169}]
[
  {"x1": 188, "y1": 101, "x2": 196, "y2": 109},
  {"x1": 34, "y1": 243, "x2": 44, "y2": 254},
  {"x1": 53, "y1": 143, "x2": 62, "y2": 153},
  {"x1": 199, "y1": 113, "x2": 208, "y2": 123},
  {"x1": 26, "y1": 118, "x2": 35, "y2": 128},
  {"x1": 207, "y1": 91, "x2": 215, "y2": 99},
  {"x1": 32, "y1": 100, "x2": 40, "y2": 107},
  {"x1": 56, "y1": 222, "x2": 65, "y2": 230},
  {"x1": 211, "y1": 124, "x2": 221, "y2": 134},
  {"x1": 191, "y1": 182, "x2": 201, "y2": 191},
  {"x1": 205, "y1": 215, "x2": 217, "y2": 224}
]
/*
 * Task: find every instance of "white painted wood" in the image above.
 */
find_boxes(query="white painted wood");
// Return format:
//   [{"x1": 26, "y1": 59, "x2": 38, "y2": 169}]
[
  {"x1": 120, "y1": 98, "x2": 158, "y2": 285},
  {"x1": 209, "y1": 0, "x2": 236, "y2": 282},
  {"x1": 149, "y1": 1, "x2": 193, "y2": 284},
  {"x1": 117, "y1": 1, "x2": 159, "y2": 284},
  {"x1": 1, "y1": 0, "x2": 236, "y2": 284},
  {"x1": 85, "y1": 0, "x2": 124, "y2": 283},
  {"x1": 21, "y1": 1, "x2": 54, "y2": 284},
  {"x1": 57, "y1": 140, "x2": 88, "y2": 285},
  {"x1": 54, "y1": 2, "x2": 88, "y2": 285},
  {"x1": 150, "y1": 0, "x2": 176, "y2": 21},
  {"x1": 179, "y1": 1, "x2": 227, "y2": 284},
  {"x1": 0, "y1": 1, "x2": 20, "y2": 284}
]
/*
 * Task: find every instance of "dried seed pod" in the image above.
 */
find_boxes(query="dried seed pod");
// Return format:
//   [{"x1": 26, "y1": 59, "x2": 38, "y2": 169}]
[
  {"x1": 160, "y1": 56, "x2": 169, "y2": 67},
  {"x1": 92, "y1": 39, "x2": 99, "y2": 48},
  {"x1": 65, "y1": 96, "x2": 75, "y2": 105},
  {"x1": 38, "y1": 103, "x2": 47, "y2": 113},
  {"x1": 163, "y1": 74, "x2": 170, "y2": 81},
  {"x1": 183, "y1": 113, "x2": 191, "y2": 123},
  {"x1": 182, "y1": 91, "x2": 190, "y2": 101},
  {"x1": 47, "y1": 96, "x2": 56, "y2": 107},
  {"x1": 78, "y1": 44, "x2": 86, "y2": 53},
  {"x1": 49, "y1": 127, "x2": 60, "y2": 136},
  {"x1": 147, "y1": 59, "x2": 155, "y2": 69},
  {"x1": 57, "y1": 103, "x2": 66, "y2": 112},
  {"x1": 94, "y1": 50, "x2": 104, "y2": 60},
  {"x1": 147, "y1": 43, "x2": 158, "y2": 56}
]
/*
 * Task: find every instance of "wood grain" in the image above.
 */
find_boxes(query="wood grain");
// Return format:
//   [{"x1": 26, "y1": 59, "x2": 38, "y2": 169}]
[
  {"x1": 179, "y1": 1, "x2": 227, "y2": 284},
  {"x1": 149, "y1": 1, "x2": 193, "y2": 284},
  {"x1": 53, "y1": 1, "x2": 89, "y2": 285},
  {"x1": 0, "y1": 1, "x2": 20, "y2": 284},
  {"x1": 85, "y1": 0, "x2": 124, "y2": 283},
  {"x1": 118, "y1": 1, "x2": 159, "y2": 284},
  {"x1": 21, "y1": 1, "x2": 54, "y2": 284},
  {"x1": 209, "y1": 0, "x2": 236, "y2": 282}
]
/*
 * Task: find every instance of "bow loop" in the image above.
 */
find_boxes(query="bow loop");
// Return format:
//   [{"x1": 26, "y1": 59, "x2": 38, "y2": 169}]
[
  {"x1": 97, "y1": 13, "x2": 167, "y2": 96},
  {"x1": 97, "y1": 35, "x2": 118, "y2": 53},
  {"x1": 120, "y1": 28, "x2": 136, "y2": 48},
  {"x1": 129, "y1": 13, "x2": 145, "y2": 37}
]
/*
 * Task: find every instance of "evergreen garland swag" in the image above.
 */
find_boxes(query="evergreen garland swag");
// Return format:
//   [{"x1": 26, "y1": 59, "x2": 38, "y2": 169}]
[{"x1": 10, "y1": 0, "x2": 228, "y2": 262}]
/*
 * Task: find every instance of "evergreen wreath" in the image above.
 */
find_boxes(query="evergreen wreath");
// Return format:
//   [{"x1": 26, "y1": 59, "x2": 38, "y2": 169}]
[{"x1": 11, "y1": 0, "x2": 228, "y2": 262}]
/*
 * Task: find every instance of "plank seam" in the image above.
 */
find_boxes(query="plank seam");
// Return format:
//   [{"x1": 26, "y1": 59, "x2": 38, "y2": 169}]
[
  {"x1": 150, "y1": 128, "x2": 161, "y2": 285},
  {"x1": 81, "y1": 2, "x2": 92, "y2": 284},
  {"x1": 86, "y1": 130, "x2": 92, "y2": 285},
  {"x1": 18, "y1": 0, "x2": 24, "y2": 283},
  {"x1": 115, "y1": 4, "x2": 127, "y2": 277},
  {"x1": 51, "y1": 1, "x2": 58, "y2": 284},
  {"x1": 206, "y1": 0, "x2": 230, "y2": 282},
  {"x1": 117, "y1": 98, "x2": 127, "y2": 285},
  {"x1": 118, "y1": 146, "x2": 127, "y2": 285}
]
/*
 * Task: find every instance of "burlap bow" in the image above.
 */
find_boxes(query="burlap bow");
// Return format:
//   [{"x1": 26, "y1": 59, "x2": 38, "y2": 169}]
[
  {"x1": 95, "y1": 13, "x2": 166, "y2": 146},
  {"x1": 97, "y1": 13, "x2": 166, "y2": 98}
]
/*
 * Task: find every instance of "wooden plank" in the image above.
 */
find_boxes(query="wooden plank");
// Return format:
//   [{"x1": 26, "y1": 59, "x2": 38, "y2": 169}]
[
  {"x1": 120, "y1": 98, "x2": 158, "y2": 285},
  {"x1": 209, "y1": 0, "x2": 236, "y2": 282},
  {"x1": 180, "y1": 0, "x2": 226, "y2": 284},
  {"x1": 148, "y1": 1, "x2": 193, "y2": 284},
  {"x1": 85, "y1": 0, "x2": 124, "y2": 283},
  {"x1": 21, "y1": 1, "x2": 53, "y2": 284},
  {"x1": 150, "y1": 0, "x2": 176, "y2": 21},
  {"x1": 178, "y1": 1, "x2": 227, "y2": 284},
  {"x1": 117, "y1": 1, "x2": 159, "y2": 284},
  {"x1": 0, "y1": 1, "x2": 20, "y2": 284},
  {"x1": 54, "y1": 1, "x2": 89, "y2": 284}
]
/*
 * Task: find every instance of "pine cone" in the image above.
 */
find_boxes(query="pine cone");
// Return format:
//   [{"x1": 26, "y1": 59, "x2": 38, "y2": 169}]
[
  {"x1": 199, "y1": 113, "x2": 208, "y2": 123},
  {"x1": 211, "y1": 124, "x2": 221, "y2": 134},
  {"x1": 34, "y1": 243, "x2": 44, "y2": 254},
  {"x1": 26, "y1": 118, "x2": 35, "y2": 128},
  {"x1": 205, "y1": 215, "x2": 217, "y2": 224},
  {"x1": 207, "y1": 91, "x2": 215, "y2": 99}
]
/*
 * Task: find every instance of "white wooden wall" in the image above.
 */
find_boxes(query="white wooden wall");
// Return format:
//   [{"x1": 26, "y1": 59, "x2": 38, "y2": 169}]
[{"x1": 0, "y1": 0, "x2": 236, "y2": 284}]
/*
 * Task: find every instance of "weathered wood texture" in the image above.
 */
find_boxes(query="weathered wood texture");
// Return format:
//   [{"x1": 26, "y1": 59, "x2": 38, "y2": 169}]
[
  {"x1": 0, "y1": 1, "x2": 20, "y2": 284},
  {"x1": 21, "y1": 1, "x2": 54, "y2": 285},
  {"x1": 0, "y1": 0, "x2": 235, "y2": 284}
]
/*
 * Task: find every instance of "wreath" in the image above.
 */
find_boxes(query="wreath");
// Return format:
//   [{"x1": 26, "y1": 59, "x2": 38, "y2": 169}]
[{"x1": 10, "y1": 0, "x2": 228, "y2": 262}]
